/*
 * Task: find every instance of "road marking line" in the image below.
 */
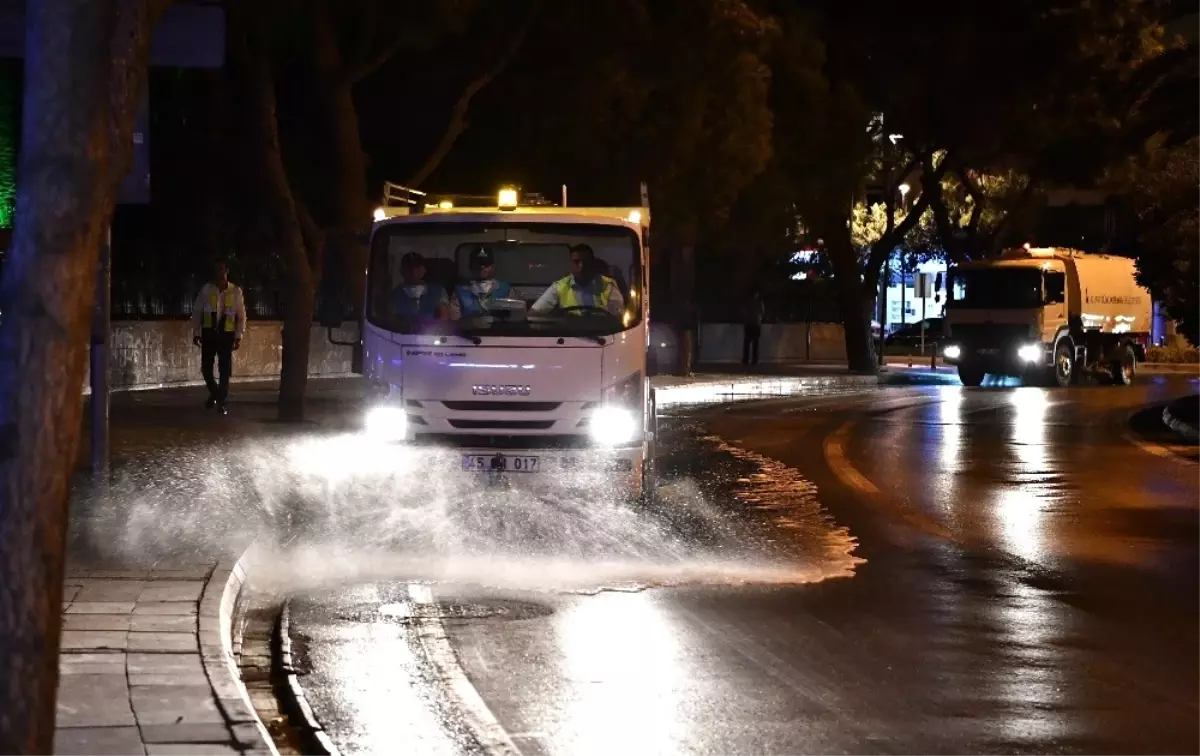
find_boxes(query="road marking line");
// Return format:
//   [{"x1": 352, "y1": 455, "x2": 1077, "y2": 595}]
[
  {"x1": 407, "y1": 584, "x2": 522, "y2": 756},
  {"x1": 822, "y1": 422, "x2": 880, "y2": 495},
  {"x1": 1120, "y1": 410, "x2": 1198, "y2": 465}
]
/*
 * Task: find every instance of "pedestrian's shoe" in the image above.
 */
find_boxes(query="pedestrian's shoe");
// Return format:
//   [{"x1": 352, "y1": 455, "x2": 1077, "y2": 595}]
[
  {"x1": 218, "y1": 402, "x2": 228, "y2": 416},
  {"x1": 205, "y1": 397, "x2": 216, "y2": 410}
]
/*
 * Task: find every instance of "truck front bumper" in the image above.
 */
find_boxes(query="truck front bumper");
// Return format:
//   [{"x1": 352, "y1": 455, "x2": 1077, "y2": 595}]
[
  {"x1": 942, "y1": 342, "x2": 1049, "y2": 375},
  {"x1": 411, "y1": 435, "x2": 647, "y2": 500}
]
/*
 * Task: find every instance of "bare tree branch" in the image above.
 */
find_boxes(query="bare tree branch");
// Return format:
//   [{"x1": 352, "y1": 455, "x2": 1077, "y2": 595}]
[
  {"x1": 345, "y1": 0, "x2": 378, "y2": 72},
  {"x1": 864, "y1": 151, "x2": 943, "y2": 285},
  {"x1": 407, "y1": 2, "x2": 542, "y2": 188},
  {"x1": 343, "y1": 0, "x2": 415, "y2": 87}
]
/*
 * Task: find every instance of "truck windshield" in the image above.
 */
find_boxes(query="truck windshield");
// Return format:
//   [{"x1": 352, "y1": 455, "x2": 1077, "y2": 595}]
[
  {"x1": 367, "y1": 221, "x2": 644, "y2": 337},
  {"x1": 948, "y1": 268, "x2": 1044, "y2": 309}
]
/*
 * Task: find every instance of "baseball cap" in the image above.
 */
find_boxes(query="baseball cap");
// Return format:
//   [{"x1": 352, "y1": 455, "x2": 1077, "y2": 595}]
[
  {"x1": 470, "y1": 247, "x2": 494, "y2": 266},
  {"x1": 400, "y1": 251, "x2": 425, "y2": 269}
]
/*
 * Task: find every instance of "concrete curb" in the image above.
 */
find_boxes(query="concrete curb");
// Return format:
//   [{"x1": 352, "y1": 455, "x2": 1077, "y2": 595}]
[
  {"x1": 198, "y1": 543, "x2": 279, "y2": 755},
  {"x1": 1162, "y1": 404, "x2": 1200, "y2": 441},
  {"x1": 277, "y1": 601, "x2": 341, "y2": 756}
]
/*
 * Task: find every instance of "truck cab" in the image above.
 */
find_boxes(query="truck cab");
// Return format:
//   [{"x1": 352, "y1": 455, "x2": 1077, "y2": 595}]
[
  {"x1": 353, "y1": 185, "x2": 655, "y2": 500},
  {"x1": 941, "y1": 246, "x2": 1152, "y2": 387}
]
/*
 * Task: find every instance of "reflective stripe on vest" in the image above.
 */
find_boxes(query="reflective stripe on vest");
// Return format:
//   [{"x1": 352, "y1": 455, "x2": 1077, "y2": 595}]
[
  {"x1": 555, "y1": 276, "x2": 613, "y2": 312},
  {"x1": 202, "y1": 288, "x2": 237, "y2": 332}
]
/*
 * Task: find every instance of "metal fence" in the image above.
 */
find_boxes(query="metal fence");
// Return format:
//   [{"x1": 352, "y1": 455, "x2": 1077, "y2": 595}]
[{"x1": 111, "y1": 275, "x2": 286, "y2": 321}]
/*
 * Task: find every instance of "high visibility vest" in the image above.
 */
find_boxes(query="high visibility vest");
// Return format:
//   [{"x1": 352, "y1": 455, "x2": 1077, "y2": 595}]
[
  {"x1": 456, "y1": 280, "x2": 512, "y2": 317},
  {"x1": 203, "y1": 288, "x2": 237, "y2": 333},
  {"x1": 555, "y1": 275, "x2": 615, "y2": 313}
]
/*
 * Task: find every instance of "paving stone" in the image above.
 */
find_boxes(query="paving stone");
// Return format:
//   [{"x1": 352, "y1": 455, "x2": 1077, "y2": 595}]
[
  {"x1": 138, "y1": 581, "x2": 204, "y2": 603},
  {"x1": 129, "y1": 672, "x2": 211, "y2": 687},
  {"x1": 127, "y1": 653, "x2": 205, "y2": 676},
  {"x1": 149, "y1": 568, "x2": 214, "y2": 580},
  {"x1": 131, "y1": 614, "x2": 196, "y2": 633},
  {"x1": 89, "y1": 569, "x2": 152, "y2": 579},
  {"x1": 60, "y1": 652, "x2": 127, "y2": 675},
  {"x1": 146, "y1": 744, "x2": 240, "y2": 755},
  {"x1": 64, "y1": 614, "x2": 133, "y2": 632},
  {"x1": 76, "y1": 580, "x2": 146, "y2": 602},
  {"x1": 128, "y1": 632, "x2": 198, "y2": 653},
  {"x1": 134, "y1": 602, "x2": 198, "y2": 616},
  {"x1": 67, "y1": 601, "x2": 136, "y2": 615},
  {"x1": 56, "y1": 674, "x2": 135, "y2": 728},
  {"x1": 61, "y1": 630, "x2": 129, "y2": 651},
  {"x1": 139, "y1": 723, "x2": 233, "y2": 744},
  {"x1": 53, "y1": 725, "x2": 146, "y2": 755},
  {"x1": 130, "y1": 685, "x2": 226, "y2": 725}
]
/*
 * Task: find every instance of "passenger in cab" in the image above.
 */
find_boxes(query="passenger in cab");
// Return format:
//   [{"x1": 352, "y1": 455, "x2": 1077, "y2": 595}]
[
  {"x1": 531, "y1": 244, "x2": 624, "y2": 316},
  {"x1": 451, "y1": 247, "x2": 512, "y2": 319},
  {"x1": 392, "y1": 251, "x2": 448, "y2": 322}
]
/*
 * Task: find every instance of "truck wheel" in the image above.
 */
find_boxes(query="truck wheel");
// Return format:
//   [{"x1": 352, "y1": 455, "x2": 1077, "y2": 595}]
[
  {"x1": 1110, "y1": 344, "x2": 1136, "y2": 386},
  {"x1": 1050, "y1": 340, "x2": 1074, "y2": 387},
  {"x1": 958, "y1": 363, "x2": 985, "y2": 387}
]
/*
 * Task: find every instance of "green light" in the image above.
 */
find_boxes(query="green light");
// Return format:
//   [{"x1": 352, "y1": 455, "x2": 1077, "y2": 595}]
[{"x1": 0, "y1": 60, "x2": 16, "y2": 230}]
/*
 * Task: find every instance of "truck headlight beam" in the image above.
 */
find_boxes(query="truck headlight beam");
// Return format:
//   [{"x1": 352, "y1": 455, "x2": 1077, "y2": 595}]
[
  {"x1": 589, "y1": 407, "x2": 637, "y2": 446},
  {"x1": 942, "y1": 344, "x2": 961, "y2": 360},
  {"x1": 365, "y1": 406, "x2": 407, "y2": 442},
  {"x1": 1018, "y1": 344, "x2": 1042, "y2": 363}
]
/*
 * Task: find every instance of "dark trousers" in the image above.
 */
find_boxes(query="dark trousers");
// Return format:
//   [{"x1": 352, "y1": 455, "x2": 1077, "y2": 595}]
[
  {"x1": 201, "y1": 332, "x2": 234, "y2": 403},
  {"x1": 742, "y1": 323, "x2": 761, "y2": 365}
]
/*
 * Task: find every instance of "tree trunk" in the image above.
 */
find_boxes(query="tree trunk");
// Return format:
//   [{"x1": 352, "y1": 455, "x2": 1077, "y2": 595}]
[
  {"x1": 311, "y1": 0, "x2": 369, "y2": 317},
  {"x1": 233, "y1": 2, "x2": 317, "y2": 422},
  {"x1": 823, "y1": 212, "x2": 878, "y2": 374},
  {"x1": 0, "y1": 0, "x2": 155, "y2": 750}
]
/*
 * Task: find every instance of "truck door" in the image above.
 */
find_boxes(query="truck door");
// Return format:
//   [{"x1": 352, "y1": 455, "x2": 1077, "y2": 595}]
[{"x1": 1043, "y1": 269, "x2": 1068, "y2": 341}]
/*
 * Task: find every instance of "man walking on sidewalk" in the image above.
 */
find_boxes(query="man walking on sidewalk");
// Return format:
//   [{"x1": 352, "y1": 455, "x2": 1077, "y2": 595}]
[
  {"x1": 742, "y1": 286, "x2": 764, "y2": 367},
  {"x1": 191, "y1": 260, "x2": 246, "y2": 414}
]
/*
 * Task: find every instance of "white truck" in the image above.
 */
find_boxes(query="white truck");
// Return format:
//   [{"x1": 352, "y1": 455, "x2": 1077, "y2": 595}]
[
  {"x1": 941, "y1": 246, "x2": 1152, "y2": 387},
  {"x1": 333, "y1": 183, "x2": 656, "y2": 500}
]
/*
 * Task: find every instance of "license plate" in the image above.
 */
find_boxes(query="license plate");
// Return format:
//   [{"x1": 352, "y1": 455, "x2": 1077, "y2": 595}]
[
  {"x1": 977, "y1": 348, "x2": 999, "y2": 355},
  {"x1": 461, "y1": 454, "x2": 540, "y2": 473}
]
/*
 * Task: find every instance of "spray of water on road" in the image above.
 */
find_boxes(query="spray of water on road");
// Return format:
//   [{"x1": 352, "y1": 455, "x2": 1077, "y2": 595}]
[{"x1": 72, "y1": 426, "x2": 862, "y2": 595}]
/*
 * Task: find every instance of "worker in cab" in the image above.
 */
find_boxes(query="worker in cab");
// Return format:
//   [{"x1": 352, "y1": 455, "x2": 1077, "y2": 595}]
[
  {"x1": 190, "y1": 259, "x2": 247, "y2": 415},
  {"x1": 451, "y1": 247, "x2": 512, "y2": 319},
  {"x1": 531, "y1": 243, "x2": 624, "y2": 316},
  {"x1": 392, "y1": 251, "x2": 449, "y2": 323}
]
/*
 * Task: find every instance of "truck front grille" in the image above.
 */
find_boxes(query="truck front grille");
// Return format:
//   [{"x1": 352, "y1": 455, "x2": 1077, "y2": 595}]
[
  {"x1": 446, "y1": 419, "x2": 556, "y2": 430},
  {"x1": 441, "y1": 401, "x2": 562, "y2": 412}
]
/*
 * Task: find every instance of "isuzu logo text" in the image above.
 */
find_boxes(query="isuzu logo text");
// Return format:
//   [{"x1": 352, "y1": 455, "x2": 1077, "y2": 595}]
[{"x1": 472, "y1": 384, "x2": 532, "y2": 396}]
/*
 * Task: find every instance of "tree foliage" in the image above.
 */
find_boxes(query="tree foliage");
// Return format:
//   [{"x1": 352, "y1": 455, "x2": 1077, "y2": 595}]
[{"x1": 1115, "y1": 136, "x2": 1199, "y2": 345}]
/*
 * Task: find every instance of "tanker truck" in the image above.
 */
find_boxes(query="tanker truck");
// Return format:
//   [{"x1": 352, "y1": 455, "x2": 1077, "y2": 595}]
[{"x1": 940, "y1": 246, "x2": 1152, "y2": 387}]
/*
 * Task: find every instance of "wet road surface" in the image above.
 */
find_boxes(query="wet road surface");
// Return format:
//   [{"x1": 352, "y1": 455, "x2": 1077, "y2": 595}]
[{"x1": 285, "y1": 377, "x2": 1199, "y2": 755}]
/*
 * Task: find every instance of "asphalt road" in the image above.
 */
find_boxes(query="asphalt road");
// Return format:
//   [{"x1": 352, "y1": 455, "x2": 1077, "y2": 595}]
[{"x1": 286, "y1": 376, "x2": 1199, "y2": 755}]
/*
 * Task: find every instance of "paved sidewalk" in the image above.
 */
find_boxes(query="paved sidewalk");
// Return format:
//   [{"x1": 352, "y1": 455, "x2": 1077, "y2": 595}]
[
  {"x1": 62, "y1": 379, "x2": 366, "y2": 755},
  {"x1": 56, "y1": 563, "x2": 264, "y2": 756}
]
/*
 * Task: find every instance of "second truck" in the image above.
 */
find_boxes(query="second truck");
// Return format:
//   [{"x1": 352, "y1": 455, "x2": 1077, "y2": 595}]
[{"x1": 941, "y1": 246, "x2": 1153, "y2": 387}]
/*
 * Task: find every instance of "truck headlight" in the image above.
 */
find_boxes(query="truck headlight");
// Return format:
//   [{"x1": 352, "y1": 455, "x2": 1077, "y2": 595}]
[
  {"x1": 1018, "y1": 344, "x2": 1042, "y2": 363},
  {"x1": 364, "y1": 406, "x2": 407, "y2": 442},
  {"x1": 589, "y1": 407, "x2": 637, "y2": 446},
  {"x1": 942, "y1": 344, "x2": 961, "y2": 360}
]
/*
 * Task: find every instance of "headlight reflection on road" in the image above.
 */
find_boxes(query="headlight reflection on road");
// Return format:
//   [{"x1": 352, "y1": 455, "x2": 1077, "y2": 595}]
[
  {"x1": 554, "y1": 593, "x2": 683, "y2": 756},
  {"x1": 999, "y1": 389, "x2": 1053, "y2": 564}
]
